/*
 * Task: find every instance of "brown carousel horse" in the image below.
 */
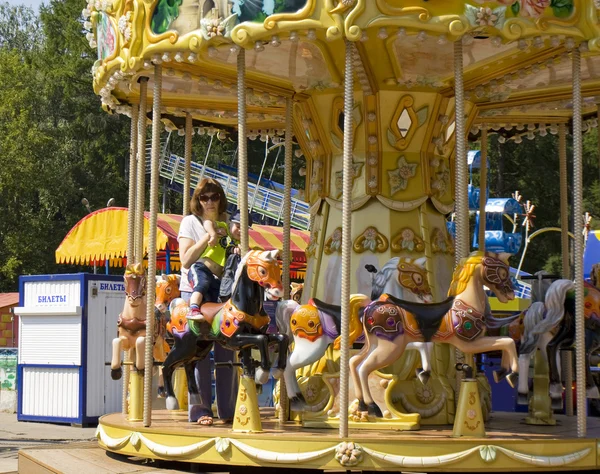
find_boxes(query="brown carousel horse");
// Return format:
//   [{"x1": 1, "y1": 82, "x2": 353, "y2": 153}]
[
  {"x1": 110, "y1": 263, "x2": 169, "y2": 380},
  {"x1": 349, "y1": 251, "x2": 518, "y2": 417},
  {"x1": 162, "y1": 249, "x2": 289, "y2": 413}
]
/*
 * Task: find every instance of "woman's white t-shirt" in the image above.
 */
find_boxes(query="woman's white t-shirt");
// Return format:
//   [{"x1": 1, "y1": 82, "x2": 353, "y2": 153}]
[{"x1": 178, "y1": 214, "x2": 207, "y2": 293}]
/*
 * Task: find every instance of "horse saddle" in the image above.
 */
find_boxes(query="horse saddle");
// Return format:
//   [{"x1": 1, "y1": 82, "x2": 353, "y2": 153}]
[
  {"x1": 383, "y1": 294, "x2": 455, "y2": 342},
  {"x1": 118, "y1": 316, "x2": 146, "y2": 336},
  {"x1": 199, "y1": 302, "x2": 226, "y2": 324}
]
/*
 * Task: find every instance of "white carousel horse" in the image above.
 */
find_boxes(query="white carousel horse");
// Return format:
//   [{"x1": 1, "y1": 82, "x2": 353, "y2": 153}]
[{"x1": 277, "y1": 256, "x2": 435, "y2": 411}]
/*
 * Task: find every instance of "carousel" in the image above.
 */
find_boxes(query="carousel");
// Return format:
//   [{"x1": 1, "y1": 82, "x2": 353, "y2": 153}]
[{"x1": 85, "y1": 0, "x2": 600, "y2": 471}]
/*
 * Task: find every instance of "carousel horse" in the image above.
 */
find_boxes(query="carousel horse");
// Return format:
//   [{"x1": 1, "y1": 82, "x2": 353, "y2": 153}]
[
  {"x1": 546, "y1": 281, "x2": 600, "y2": 408},
  {"x1": 161, "y1": 249, "x2": 289, "y2": 413},
  {"x1": 514, "y1": 275, "x2": 570, "y2": 405},
  {"x1": 111, "y1": 263, "x2": 170, "y2": 380},
  {"x1": 154, "y1": 274, "x2": 181, "y2": 396},
  {"x1": 290, "y1": 282, "x2": 304, "y2": 303},
  {"x1": 277, "y1": 256, "x2": 435, "y2": 411},
  {"x1": 350, "y1": 251, "x2": 518, "y2": 418}
]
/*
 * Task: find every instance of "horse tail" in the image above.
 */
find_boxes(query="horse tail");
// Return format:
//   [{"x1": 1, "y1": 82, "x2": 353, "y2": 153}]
[
  {"x1": 276, "y1": 299, "x2": 299, "y2": 342},
  {"x1": 347, "y1": 294, "x2": 369, "y2": 348},
  {"x1": 520, "y1": 279, "x2": 574, "y2": 355}
]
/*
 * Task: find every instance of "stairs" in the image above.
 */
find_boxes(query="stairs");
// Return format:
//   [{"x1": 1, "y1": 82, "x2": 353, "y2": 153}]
[{"x1": 145, "y1": 137, "x2": 310, "y2": 230}]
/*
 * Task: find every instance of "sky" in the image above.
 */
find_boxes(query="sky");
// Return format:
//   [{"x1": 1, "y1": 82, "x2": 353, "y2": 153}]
[{"x1": 5, "y1": 0, "x2": 45, "y2": 12}]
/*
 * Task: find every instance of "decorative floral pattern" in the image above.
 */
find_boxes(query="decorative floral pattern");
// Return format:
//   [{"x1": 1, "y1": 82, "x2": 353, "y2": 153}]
[
  {"x1": 470, "y1": 0, "x2": 572, "y2": 19},
  {"x1": 201, "y1": 18, "x2": 224, "y2": 38},
  {"x1": 391, "y1": 227, "x2": 425, "y2": 253},
  {"x1": 334, "y1": 161, "x2": 364, "y2": 199},
  {"x1": 431, "y1": 160, "x2": 450, "y2": 198},
  {"x1": 335, "y1": 442, "x2": 363, "y2": 467},
  {"x1": 118, "y1": 12, "x2": 132, "y2": 43},
  {"x1": 324, "y1": 227, "x2": 342, "y2": 255},
  {"x1": 353, "y1": 226, "x2": 389, "y2": 254},
  {"x1": 388, "y1": 156, "x2": 418, "y2": 195},
  {"x1": 432, "y1": 227, "x2": 454, "y2": 255}
]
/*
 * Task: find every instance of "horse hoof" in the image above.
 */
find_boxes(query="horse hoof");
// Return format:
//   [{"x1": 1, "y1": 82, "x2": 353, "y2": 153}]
[
  {"x1": 111, "y1": 368, "x2": 122, "y2": 381},
  {"x1": 367, "y1": 402, "x2": 383, "y2": 418},
  {"x1": 506, "y1": 372, "x2": 518, "y2": 389},
  {"x1": 255, "y1": 367, "x2": 269, "y2": 385},
  {"x1": 549, "y1": 383, "x2": 563, "y2": 398},
  {"x1": 517, "y1": 393, "x2": 529, "y2": 405},
  {"x1": 166, "y1": 396, "x2": 179, "y2": 411},
  {"x1": 493, "y1": 368, "x2": 508, "y2": 383},
  {"x1": 271, "y1": 368, "x2": 284, "y2": 380},
  {"x1": 587, "y1": 386, "x2": 600, "y2": 399},
  {"x1": 358, "y1": 399, "x2": 368, "y2": 413},
  {"x1": 290, "y1": 396, "x2": 306, "y2": 412},
  {"x1": 416, "y1": 368, "x2": 431, "y2": 385},
  {"x1": 551, "y1": 397, "x2": 564, "y2": 411}
]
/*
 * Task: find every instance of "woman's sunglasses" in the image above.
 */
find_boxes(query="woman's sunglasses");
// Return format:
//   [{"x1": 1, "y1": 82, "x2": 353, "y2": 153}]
[{"x1": 199, "y1": 194, "x2": 220, "y2": 202}]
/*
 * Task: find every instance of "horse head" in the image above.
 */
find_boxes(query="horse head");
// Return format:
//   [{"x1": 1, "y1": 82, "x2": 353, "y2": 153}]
[
  {"x1": 397, "y1": 257, "x2": 433, "y2": 303},
  {"x1": 449, "y1": 251, "x2": 514, "y2": 303},
  {"x1": 242, "y1": 249, "x2": 283, "y2": 301},
  {"x1": 155, "y1": 274, "x2": 181, "y2": 314},
  {"x1": 166, "y1": 298, "x2": 189, "y2": 338},
  {"x1": 124, "y1": 263, "x2": 146, "y2": 307},
  {"x1": 291, "y1": 282, "x2": 304, "y2": 303}
]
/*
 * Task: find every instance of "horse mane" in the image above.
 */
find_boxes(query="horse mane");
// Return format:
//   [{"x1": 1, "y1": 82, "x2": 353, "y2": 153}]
[
  {"x1": 371, "y1": 257, "x2": 400, "y2": 299},
  {"x1": 520, "y1": 279, "x2": 574, "y2": 355},
  {"x1": 448, "y1": 251, "x2": 484, "y2": 297}
]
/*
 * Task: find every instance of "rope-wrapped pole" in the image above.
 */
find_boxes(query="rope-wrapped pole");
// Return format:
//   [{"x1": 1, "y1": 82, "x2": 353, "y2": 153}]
[
  {"x1": 339, "y1": 40, "x2": 354, "y2": 439},
  {"x1": 279, "y1": 97, "x2": 293, "y2": 425},
  {"x1": 454, "y1": 39, "x2": 468, "y2": 263},
  {"x1": 478, "y1": 127, "x2": 487, "y2": 251},
  {"x1": 135, "y1": 78, "x2": 149, "y2": 264},
  {"x1": 237, "y1": 48, "x2": 249, "y2": 254},
  {"x1": 183, "y1": 113, "x2": 193, "y2": 216},
  {"x1": 123, "y1": 104, "x2": 139, "y2": 414},
  {"x1": 559, "y1": 122, "x2": 573, "y2": 416},
  {"x1": 572, "y1": 47, "x2": 586, "y2": 437},
  {"x1": 143, "y1": 64, "x2": 162, "y2": 427}
]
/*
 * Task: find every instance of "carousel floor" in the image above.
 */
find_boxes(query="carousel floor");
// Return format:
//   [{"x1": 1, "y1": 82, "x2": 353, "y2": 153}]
[{"x1": 97, "y1": 409, "x2": 600, "y2": 472}]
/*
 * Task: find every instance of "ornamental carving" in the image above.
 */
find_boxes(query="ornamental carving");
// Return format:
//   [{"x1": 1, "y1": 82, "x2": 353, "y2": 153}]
[
  {"x1": 334, "y1": 160, "x2": 364, "y2": 199},
  {"x1": 324, "y1": 227, "x2": 342, "y2": 255},
  {"x1": 391, "y1": 227, "x2": 424, "y2": 253},
  {"x1": 432, "y1": 227, "x2": 455, "y2": 255},
  {"x1": 387, "y1": 156, "x2": 418, "y2": 195},
  {"x1": 353, "y1": 226, "x2": 389, "y2": 253}
]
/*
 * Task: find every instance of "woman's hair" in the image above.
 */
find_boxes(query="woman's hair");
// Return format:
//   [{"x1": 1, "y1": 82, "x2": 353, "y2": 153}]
[{"x1": 190, "y1": 178, "x2": 227, "y2": 217}]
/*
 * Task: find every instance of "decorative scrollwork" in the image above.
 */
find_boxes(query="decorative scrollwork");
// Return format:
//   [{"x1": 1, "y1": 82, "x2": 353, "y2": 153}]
[{"x1": 353, "y1": 226, "x2": 389, "y2": 253}]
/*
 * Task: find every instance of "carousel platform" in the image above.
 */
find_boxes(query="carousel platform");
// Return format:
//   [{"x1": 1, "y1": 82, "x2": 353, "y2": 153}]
[{"x1": 96, "y1": 409, "x2": 600, "y2": 472}]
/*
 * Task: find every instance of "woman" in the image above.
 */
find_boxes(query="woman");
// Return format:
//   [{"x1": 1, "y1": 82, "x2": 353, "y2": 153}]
[{"x1": 178, "y1": 177, "x2": 238, "y2": 426}]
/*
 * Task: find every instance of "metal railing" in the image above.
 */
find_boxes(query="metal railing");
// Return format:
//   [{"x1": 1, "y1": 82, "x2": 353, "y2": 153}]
[{"x1": 154, "y1": 154, "x2": 311, "y2": 230}]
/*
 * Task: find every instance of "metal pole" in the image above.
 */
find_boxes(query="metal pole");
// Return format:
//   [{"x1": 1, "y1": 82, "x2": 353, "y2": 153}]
[
  {"x1": 250, "y1": 136, "x2": 270, "y2": 211},
  {"x1": 238, "y1": 48, "x2": 249, "y2": 254},
  {"x1": 143, "y1": 63, "x2": 162, "y2": 427},
  {"x1": 572, "y1": 47, "x2": 586, "y2": 437},
  {"x1": 478, "y1": 128, "x2": 488, "y2": 251},
  {"x1": 339, "y1": 40, "x2": 354, "y2": 439},
  {"x1": 199, "y1": 135, "x2": 214, "y2": 182}
]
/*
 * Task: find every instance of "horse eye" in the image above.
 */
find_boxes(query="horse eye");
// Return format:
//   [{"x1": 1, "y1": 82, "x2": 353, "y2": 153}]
[
  {"x1": 308, "y1": 321, "x2": 315, "y2": 328},
  {"x1": 413, "y1": 274, "x2": 423, "y2": 284},
  {"x1": 179, "y1": 319, "x2": 183, "y2": 325},
  {"x1": 166, "y1": 287, "x2": 171, "y2": 294},
  {"x1": 291, "y1": 319, "x2": 297, "y2": 326},
  {"x1": 259, "y1": 267, "x2": 267, "y2": 275}
]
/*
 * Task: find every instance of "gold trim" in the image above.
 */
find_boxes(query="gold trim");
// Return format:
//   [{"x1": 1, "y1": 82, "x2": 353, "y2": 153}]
[
  {"x1": 375, "y1": 0, "x2": 431, "y2": 21},
  {"x1": 264, "y1": 0, "x2": 317, "y2": 30},
  {"x1": 345, "y1": 0, "x2": 366, "y2": 41},
  {"x1": 353, "y1": 226, "x2": 389, "y2": 254},
  {"x1": 389, "y1": 95, "x2": 418, "y2": 151}
]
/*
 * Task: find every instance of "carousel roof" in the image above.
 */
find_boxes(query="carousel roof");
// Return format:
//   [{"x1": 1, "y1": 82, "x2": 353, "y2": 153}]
[
  {"x1": 87, "y1": 0, "x2": 600, "y2": 138},
  {"x1": 55, "y1": 207, "x2": 310, "y2": 275}
]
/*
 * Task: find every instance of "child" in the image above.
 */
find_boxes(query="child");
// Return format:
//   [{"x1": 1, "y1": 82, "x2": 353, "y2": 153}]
[{"x1": 219, "y1": 210, "x2": 253, "y2": 302}]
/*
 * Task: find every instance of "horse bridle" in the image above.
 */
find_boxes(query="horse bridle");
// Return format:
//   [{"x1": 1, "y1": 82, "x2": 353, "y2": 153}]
[{"x1": 482, "y1": 256, "x2": 513, "y2": 294}]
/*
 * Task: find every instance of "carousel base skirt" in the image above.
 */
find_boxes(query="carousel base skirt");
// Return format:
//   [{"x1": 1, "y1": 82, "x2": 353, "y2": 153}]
[{"x1": 96, "y1": 409, "x2": 600, "y2": 472}]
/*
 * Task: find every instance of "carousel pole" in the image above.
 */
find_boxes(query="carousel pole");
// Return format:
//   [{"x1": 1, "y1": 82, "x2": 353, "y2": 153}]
[
  {"x1": 478, "y1": 128, "x2": 487, "y2": 251},
  {"x1": 183, "y1": 113, "x2": 193, "y2": 216},
  {"x1": 453, "y1": 37, "x2": 470, "y2": 393},
  {"x1": 238, "y1": 47, "x2": 249, "y2": 254},
  {"x1": 143, "y1": 63, "x2": 162, "y2": 427},
  {"x1": 454, "y1": 39, "x2": 469, "y2": 262},
  {"x1": 279, "y1": 97, "x2": 293, "y2": 425},
  {"x1": 559, "y1": 122, "x2": 574, "y2": 416},
  {"x1": 135, "y1": 78, "x2": 149, "y2": 264},
  {"x1": 572, "y1": 46, "x2": 586, "y2": 437},
  {"x1": 339, "y1": 39, "x2": 355, "y2": 439},
  {"x1": 123, "y1": 103, "x2": 139, "y2": 415}
]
